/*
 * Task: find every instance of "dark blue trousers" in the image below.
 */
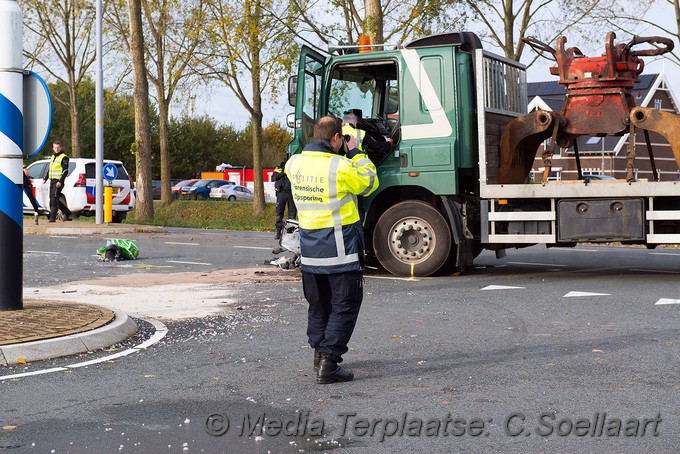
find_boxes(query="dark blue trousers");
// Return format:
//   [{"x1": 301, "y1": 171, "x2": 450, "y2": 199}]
[{"x1": 302, "y1": 270, "x2": 363, "y2": 362}]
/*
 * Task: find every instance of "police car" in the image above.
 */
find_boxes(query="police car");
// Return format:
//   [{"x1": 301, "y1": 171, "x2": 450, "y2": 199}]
[{"x1": 23, "y1": 158, "x2": 136, "y2": 223}]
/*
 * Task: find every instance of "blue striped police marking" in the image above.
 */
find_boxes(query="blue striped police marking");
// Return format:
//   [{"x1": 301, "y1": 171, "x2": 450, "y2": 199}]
[
  {"x1": 0, "y1": 173, "x2": 22, "y2": 226},
  {"x1": 0, "y1": 93, "x2": 23, "y2": 149}
]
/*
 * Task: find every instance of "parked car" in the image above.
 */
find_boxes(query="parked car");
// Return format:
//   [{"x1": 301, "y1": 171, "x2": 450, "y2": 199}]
[
  {"x1": 186, "y1": 179, "x2": 234, "y2": 200},
  {"x1": 24, "y1": 158, "x2": 135, "y2": 223},
  {"x1": 210, "y1": 184, "x2": 254, "y2": 202},
  {"x1": 583, "y1": 174, "x2": 616, "y2": 181},
  {"x1": 151, "y1": 180, "x2": 161, "y2": 200},
  {"x1": 171, "y1": 179, "x2": 198, "y2": 199}
]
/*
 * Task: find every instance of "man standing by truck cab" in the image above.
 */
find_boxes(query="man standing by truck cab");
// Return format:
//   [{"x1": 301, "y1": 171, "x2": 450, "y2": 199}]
[
  {"x1": 286, "y1": 115, "x2": 379, "y2": 384},
  {"x1": 45, "y1": 141, "x2": 73, "y2": 222}
]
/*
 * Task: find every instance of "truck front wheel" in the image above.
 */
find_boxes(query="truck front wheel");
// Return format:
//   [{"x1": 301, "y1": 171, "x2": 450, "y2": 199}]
[{"x1": 372, "y1": 200, "x2": 451, "y2": 277}]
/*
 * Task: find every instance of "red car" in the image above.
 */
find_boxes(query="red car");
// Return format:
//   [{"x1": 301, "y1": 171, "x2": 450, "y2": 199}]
[{"x1": 171, "y1": 179, "x2": 198, "y2": 199}]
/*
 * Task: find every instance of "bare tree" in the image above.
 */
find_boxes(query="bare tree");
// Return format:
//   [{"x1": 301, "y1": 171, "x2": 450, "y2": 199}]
[
  {"x1": 22, "y1": 0, "x2": 104, "y2": 157},
  {"x1": 587, "y1": 1, "x2": 679, "y2": 67},
  {"x1": 108, "y1": 0, "x2": 207, "y2": 204},
  {"x1": 456, "y1": 0, "x2": 614, "y2": 64},
  {"x1": 202, "y1": 0, "x2": 297, "y2": 214},
  {"x1": 127, "y1": 0, "x2": 154, "y2": 221},
  {"x1": 290, "y1": 0, "x2": 457, "y2": 48}
]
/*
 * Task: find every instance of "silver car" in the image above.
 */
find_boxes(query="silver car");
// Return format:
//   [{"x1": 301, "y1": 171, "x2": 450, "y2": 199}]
[{"x1": 209, "y1": 184, "x2": 254, "y2": 201}]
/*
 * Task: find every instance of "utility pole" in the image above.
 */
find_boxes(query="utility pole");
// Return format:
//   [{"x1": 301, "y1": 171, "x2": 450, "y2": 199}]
[{"x1": 0, "y1": 0, "x2": 23, "y2": 310}]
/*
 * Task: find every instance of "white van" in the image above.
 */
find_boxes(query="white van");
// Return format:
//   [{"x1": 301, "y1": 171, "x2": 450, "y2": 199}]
[{"x1": 24, "y1": 158, "x2": 136, "y2": 223}]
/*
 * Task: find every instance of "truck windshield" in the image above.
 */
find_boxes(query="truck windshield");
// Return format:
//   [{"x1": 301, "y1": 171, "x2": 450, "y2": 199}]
[{"x1": 328, "y1": 60, "x2": 398, "y2": 131}]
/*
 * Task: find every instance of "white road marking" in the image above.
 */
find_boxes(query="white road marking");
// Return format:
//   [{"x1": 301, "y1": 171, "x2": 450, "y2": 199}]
[
  {"x1": 0, "y1": 318, "x2": 168, "y2": 381},
  {"x1": 164, "y1": 242, "x2": 199, "y2": 246},
  {"x1": 24, "y1": 251, "x2": 61, "y2": 255},
  {"x1": 649, "y1": 252, "x2": 680, "y2": 257},
  {"x1": 166, "y1": 260, "x2": 212, "y2": 266},
  {"x1": 481, "y1": 285, "x2": 525, "y2": 290},
  {"x1": 507, "y1": 261, "x2": 567, "y2": 267},
  {"x1": 629, "y1": 268, "x2": 680, "y2": 274},
  {"x1": 551, "y1": 248, "x2": 599, "y2": 252},
  {"x1": 48, "y1": 236, "x2": 78, "y2": 239},
  {"x1": 655, "y1": 298, "x2": 680, "y2": 305},
  {"x1": 233, "y1": 246, "x2": 274, "y2": 250},
  {"x1": 563, "y1": 291, "x2": 610, "y2": 298}
]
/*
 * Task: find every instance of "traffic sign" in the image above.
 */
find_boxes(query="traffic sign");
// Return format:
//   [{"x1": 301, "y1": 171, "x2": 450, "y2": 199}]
[
  {"x1": 23, "y1": 71, "x2": 52, "y2": 158},
  {"x1": 103, "y1": 162, "x2": 118, "y2": 181}
]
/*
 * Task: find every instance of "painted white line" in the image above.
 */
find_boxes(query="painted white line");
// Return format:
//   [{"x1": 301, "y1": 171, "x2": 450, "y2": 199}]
[
  {"x1": 48, "y1": 236, "x2": 78, "y2": 239},
  {"x1": 164, "y1": 242, "x2": 200, "y2": 246},
  {"x1": 563, "y1": 291, "x2": 610, "y2": 298},
  {"x1": 649, "y1": 252, "x2": 680, "y2": 257},
  {"x1": 0, "y1": 367, "x2": 67, "y2": 380},
  {"x1": 233, "y1": 246, "x2": 274, "y2": 250},
  {"x1": 67, "y1": 349, "x2": 138, "y2": 368},
  {"x1": 481, "y1": 285, "x2": 525, "y2": 290},
  {"x1": 507, "y1": 261, "x2": 567, "y2": 267},
  {"x1": 365, "y1": 275, "x2": 423, "y2": 282},
  {"x1": 655, "y1": 298, "x2": 680, "y2": 305},
  {"x1": 24, "y1": 251, "x2": 61, "y2": 255},
  {"x1": 629, "y1": 268, "x2": 680, "y2": 275},
  {"x1": 0, "y1": 318, "x2": 168, "y2": 381},
  {"x1": 166, "y1": 260, "x2": 212, "y2": 266},
  {"x1": 551, "y1": 248, "x2": 599, "y2": 252}
]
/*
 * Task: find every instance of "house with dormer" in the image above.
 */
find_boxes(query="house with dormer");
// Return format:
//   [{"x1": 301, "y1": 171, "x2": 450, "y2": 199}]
[{"x1": 528, "y1": 73, "x2": 680, "y2": 181}]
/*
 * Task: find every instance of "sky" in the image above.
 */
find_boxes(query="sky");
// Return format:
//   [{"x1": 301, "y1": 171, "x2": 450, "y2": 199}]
[{"x1": 195, "y1": 2, "x2": 680, "y2": 129}]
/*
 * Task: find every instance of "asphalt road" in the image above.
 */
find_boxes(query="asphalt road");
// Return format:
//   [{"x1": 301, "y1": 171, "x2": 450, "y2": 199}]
[{"x1": 4, "y1": 230, "x2": 680, "y2": 453}]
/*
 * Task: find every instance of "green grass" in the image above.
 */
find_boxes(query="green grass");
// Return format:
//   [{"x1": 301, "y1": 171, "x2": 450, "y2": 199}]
[{"x1": 126, "y1": 200, "x2": 277, "y2": 231}]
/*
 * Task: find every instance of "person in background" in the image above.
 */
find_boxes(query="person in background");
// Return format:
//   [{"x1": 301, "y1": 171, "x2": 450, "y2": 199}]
[
  {"x1": 286, "y1": 115, "x2": 379, "y2": 384},
  {"x1": 271, "y1": 157, "x2": 297, "y2": 239},
  {"x1": 23, "y1": 164, "x2": 43, "y2": 225},
  {"x1": 44, "y1": 141, "x2": 73, "y2": 222},
  {"x1": 342, "y1": 110, "x2": 393, "y2": 159}
]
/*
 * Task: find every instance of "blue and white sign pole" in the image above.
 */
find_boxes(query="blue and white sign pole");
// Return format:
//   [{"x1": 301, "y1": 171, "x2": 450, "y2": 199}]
[{"x1": 0, "y1": 0, "x2": 23, "y2": 310}]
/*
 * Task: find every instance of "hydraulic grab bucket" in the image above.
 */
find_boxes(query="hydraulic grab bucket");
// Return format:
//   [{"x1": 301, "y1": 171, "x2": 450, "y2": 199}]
[{"x1": 499, "y1": 32, "x2": 676, "y2": 184}]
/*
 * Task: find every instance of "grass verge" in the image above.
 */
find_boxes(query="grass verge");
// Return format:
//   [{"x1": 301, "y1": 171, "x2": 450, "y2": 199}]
[{"x1": 127, "y1": 200, "x2": 277, "y2": 231}]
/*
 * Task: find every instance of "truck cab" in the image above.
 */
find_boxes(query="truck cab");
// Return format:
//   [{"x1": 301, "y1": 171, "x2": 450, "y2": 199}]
[
  {"x1": 287, "y1": 32, "x2": 502, "y2": 276},
  {"x1": 287, "y1": 31, "x2": 680, "y2": 277}
]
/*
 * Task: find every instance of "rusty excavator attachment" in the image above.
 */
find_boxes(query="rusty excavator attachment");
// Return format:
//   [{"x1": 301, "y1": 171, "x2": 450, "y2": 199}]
[
  {"x1": 629, "y1": 107, "x2": 680, "y2": 171},
  {"x1": 500, "y1": 32, "x2": 675, "y2": 184},
  {"x1": 500, "y1": 111, "x2": 561, "y2": 184}
]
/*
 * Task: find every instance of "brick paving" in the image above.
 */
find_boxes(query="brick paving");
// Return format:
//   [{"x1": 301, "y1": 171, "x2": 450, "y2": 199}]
[{"x1": 0, "y1": 301, "x2": 114, "y2": 346}]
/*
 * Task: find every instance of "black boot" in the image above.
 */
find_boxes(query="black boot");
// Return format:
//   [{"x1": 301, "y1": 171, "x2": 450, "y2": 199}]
[
  {"x1": 317, "y1": 355, "x2": 353, "y2": 384},
  {"x1": 313, "y1": 349, "x2": 321, "y2": 372},
  {"x1": 274, "y1": 227, "x2": 282, "y2": 240}
]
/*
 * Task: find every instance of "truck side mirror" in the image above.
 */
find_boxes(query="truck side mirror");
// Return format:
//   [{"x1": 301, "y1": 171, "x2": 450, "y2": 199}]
[{"x1": 288, "y1": 76, "x2": 297, "y2": 107}]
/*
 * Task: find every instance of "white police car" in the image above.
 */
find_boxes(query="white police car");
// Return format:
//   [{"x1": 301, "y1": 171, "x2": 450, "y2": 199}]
[{"x1": 23, "y1": 158, "x2": 136, "y2": 223}]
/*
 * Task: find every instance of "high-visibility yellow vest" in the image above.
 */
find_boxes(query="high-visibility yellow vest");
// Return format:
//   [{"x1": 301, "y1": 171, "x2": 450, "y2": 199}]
[
  {"x1": 286, "y1": 145, "x2": 378, "y2": 272},
  {"x1": 49, "y1": 153, "x2": 67, "y2": 180},
  {"x1": 342, "y1": 125, "x2": 366, "y2": 151}
]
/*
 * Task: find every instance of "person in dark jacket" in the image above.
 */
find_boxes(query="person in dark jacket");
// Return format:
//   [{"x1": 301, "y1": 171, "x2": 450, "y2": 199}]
[
  {"x1": 23, "y1": 164, "x2": 43, "y2": 225},
  {"x1": 285, "y1": 116, "x2": 378, "y2": 384},
  {"x1": 272, "y1": 158, "x2": 297, "y2": 239}
]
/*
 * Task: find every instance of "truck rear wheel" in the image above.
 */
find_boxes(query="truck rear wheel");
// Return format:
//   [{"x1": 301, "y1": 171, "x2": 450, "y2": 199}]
[{"x1": 373, "y1": 200, "x2": 451, "y2": 277}]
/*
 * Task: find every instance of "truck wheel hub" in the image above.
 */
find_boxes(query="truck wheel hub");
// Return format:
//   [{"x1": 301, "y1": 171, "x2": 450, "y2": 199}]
[{"x1": 389, "y1": 219, "x2": 434, "y2": 261}]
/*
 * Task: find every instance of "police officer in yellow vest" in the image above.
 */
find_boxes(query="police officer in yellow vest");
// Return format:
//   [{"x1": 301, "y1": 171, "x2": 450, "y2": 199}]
[
  {"x1": 44, "y1": 141, "x2": 73, "y2": 222},
  {"x1": 342, "y1": 110, "x2": 393, "y2": 159},
  {"x1": 286, "y1": 115, "x2": 378, "y2": 384}
]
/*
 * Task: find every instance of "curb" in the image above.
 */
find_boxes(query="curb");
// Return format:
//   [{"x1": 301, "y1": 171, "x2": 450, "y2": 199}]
[
  {"x1": 43, "y1": 226, "x2": 163, "y2": 235},
  {"x1": 0, "y1": 307, "x2": 139, "y2": 366}
]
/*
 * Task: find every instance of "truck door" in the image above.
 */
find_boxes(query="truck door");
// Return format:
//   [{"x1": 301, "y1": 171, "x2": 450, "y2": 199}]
[
  {"x1": 289, "y1": 46, "x2": 327, "y2": 155},
  {"x1": 398, "y1": 47, "x2": 457, "y2": 193}
]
